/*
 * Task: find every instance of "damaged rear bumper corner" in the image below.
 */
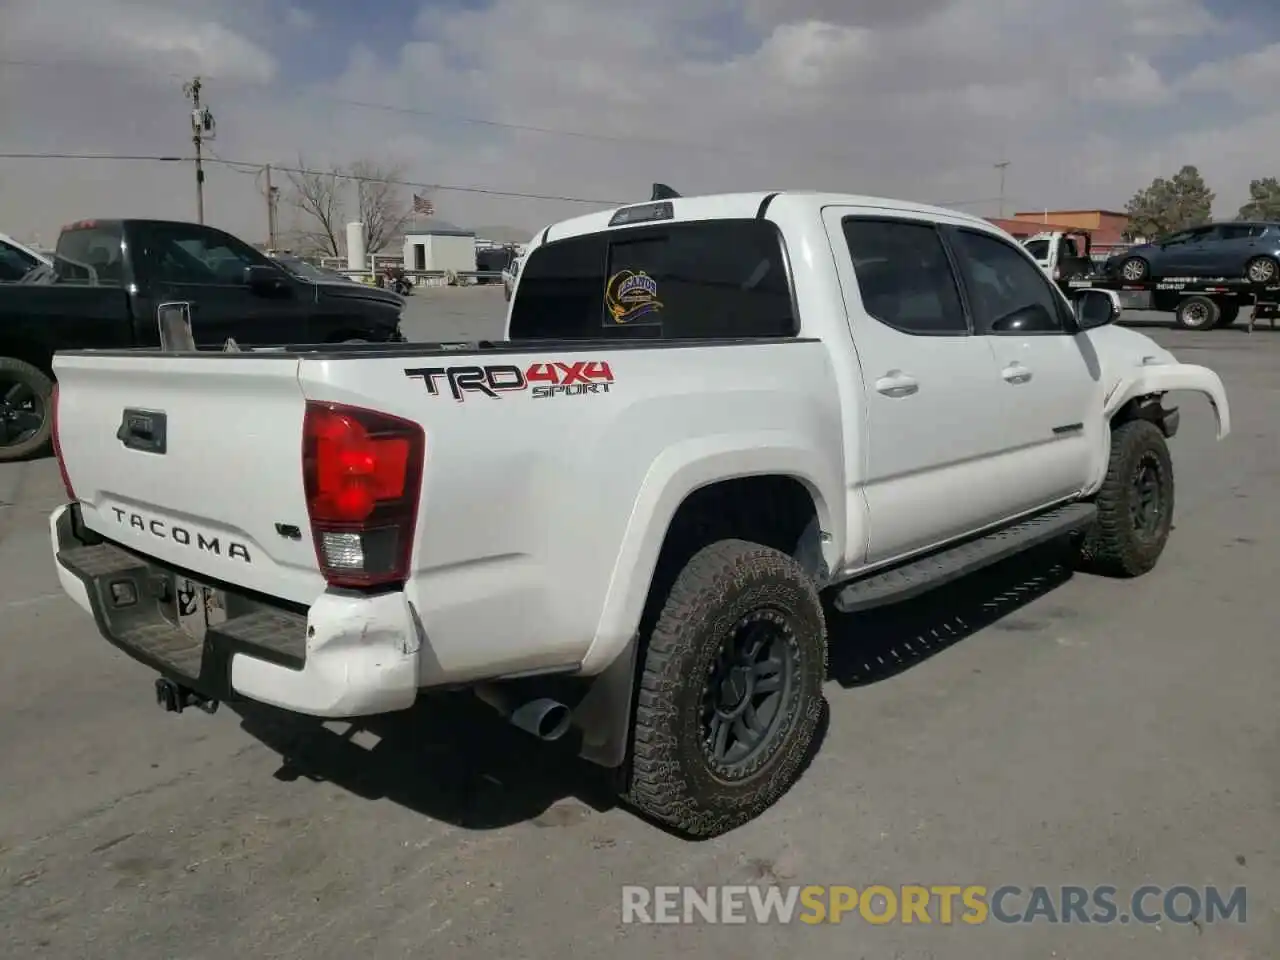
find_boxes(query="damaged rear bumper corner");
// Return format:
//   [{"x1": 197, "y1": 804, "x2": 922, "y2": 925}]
[{"x1": 50, "y1": 502, "x2": 422, "y2": 718}]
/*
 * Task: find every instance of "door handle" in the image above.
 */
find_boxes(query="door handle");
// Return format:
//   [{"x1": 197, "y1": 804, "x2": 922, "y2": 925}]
[
  {"x1": 1002, "y1": 363, "x2": 1032, "y2": 384},
  {"x1": 874, "y1": 371, "x2": 919, "y2": 397}
]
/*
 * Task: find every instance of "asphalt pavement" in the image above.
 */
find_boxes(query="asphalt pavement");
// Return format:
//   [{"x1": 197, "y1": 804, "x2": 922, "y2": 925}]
[{"x1": 0, "y1": 287, "x2": 1276, "y2": 958}]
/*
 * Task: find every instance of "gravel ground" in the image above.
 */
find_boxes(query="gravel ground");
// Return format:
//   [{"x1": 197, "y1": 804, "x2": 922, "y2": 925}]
[{"x1": 0, "y1": 287, "x2": 1275, "y2": 958}]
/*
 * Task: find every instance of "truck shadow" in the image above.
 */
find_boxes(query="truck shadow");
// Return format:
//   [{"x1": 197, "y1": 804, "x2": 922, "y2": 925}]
[
  {"x1": 825, "y1": 542, "x2": 1075, "y2": 687},
  {"x1": 229, "y1": 542, "x2": 1075, "y2": 834}
]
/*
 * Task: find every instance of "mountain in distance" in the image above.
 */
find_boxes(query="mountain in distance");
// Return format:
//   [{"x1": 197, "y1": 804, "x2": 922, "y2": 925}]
[{"x1": 470, "y1": 224, "x2": 535, "y2": 244}]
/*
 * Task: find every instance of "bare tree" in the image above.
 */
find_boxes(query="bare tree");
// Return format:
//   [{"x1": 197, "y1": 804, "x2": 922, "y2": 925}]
[
  {"x1": 348, "y1": 159, "x2": 413, "y2": 255},
  {"x1": 285, "y1": 156, "x2": 345, "y2": 257}
]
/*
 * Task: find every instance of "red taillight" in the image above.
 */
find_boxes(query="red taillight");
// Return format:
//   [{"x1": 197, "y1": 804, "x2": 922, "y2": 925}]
[
  {"x1": 302, "y1": 401, "x2": 425, "y2": 589},
  {"x1": 50, "y1": 382, "x2": 76, "y2": 500}
]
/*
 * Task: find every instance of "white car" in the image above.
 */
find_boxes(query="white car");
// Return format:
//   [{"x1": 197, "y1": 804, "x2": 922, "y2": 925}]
[
  {"x1": 0, "y1": 232, "x2": 52, "y2": 282},
  {"x1": 48, "y1": 191, "x2": 1229, "y2": 837}
]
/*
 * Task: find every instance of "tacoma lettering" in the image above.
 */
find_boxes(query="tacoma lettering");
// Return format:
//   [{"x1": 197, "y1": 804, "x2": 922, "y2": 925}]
[{"x1": 112, "y1": 507, "x2": 252, "y2": 563}]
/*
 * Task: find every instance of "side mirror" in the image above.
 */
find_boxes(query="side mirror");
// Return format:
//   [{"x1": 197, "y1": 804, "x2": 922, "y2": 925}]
[
  {"x1": 1074, "y1": 288, "x2": 1121, "y2": 330},
  {"x1": 243, "y1": 264, "x2": 288, "y2": 294}
]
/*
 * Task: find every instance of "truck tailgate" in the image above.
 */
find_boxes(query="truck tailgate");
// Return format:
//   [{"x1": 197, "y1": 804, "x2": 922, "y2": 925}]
[{"x1": 53, "y1": 353, "x2": 326, "y2": 604}]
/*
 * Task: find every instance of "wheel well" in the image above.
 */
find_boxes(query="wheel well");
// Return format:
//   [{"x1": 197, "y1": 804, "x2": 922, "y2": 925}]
[
  {"x1": 567, "y1": 475, "x2": 823, "y2": 776},
  {"x1": 641, "y1": 475, "x2": 822, "y2": 628},
  {"x1": 1111, "y1": 394, "x2": 1171, "y2": 435},
  {"x1": 0, "y1": 340, "x2": 55, "y2": 378}
]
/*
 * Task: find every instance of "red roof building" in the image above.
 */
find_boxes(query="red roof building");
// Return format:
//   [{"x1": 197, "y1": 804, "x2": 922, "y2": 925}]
[{"x1": 987, "y1": 209, "x2": 1131, "y2": 255}]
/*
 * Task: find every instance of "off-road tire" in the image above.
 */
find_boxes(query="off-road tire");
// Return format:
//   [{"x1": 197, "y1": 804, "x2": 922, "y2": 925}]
[
  {"x1": 625, "y1": 539, "x2": 827, "y2": 838},
  {"x1": 1078, "y1": 420, "x2": 1174, "y2": 578},
  {"x1": 0, "y1": 357, "x2": 54, "y2": 462}
]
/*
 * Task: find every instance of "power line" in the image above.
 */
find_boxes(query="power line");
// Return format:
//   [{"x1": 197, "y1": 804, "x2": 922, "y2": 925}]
[
  {"x1": 0, "y1": 151, "x2": 629, "y2": 204},
  {"x1": 0, "y1": 151, "x2": 1014, "y2": 210},
  {"x1": 0, "y1": 151, "x2": 187, "y2": 162},
  {"x1": 0, "y1": 55, "x2": 1019, "y2": 183}
]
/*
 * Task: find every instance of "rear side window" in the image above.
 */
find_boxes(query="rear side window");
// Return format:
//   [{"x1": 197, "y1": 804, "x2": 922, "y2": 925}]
[
  {"x1": 508, "y1": 219, "x2": 796, "y2": 339},
  {"x1": 1217, "y1": 224, "x2": 1254, "y2": 241},
  {"x1": 55, "y1": 224, "x2": 125, "y2": 286},
  {"x1": 841, "y1": 218, "x2": 967, "y2": 335}
]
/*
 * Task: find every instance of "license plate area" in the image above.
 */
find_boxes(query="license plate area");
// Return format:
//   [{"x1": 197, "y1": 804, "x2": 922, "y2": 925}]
[{"x1": 174, "y1": 576, "x2": 228, "y2": 642}]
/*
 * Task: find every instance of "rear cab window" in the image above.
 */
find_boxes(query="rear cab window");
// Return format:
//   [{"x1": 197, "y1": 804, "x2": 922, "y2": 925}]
[
  {"x1": 55, "y1": 222, "x2": 126, "y2": 286},
  {"x1": 508, "y1": 219, "x2": 797, "y2": 339}
]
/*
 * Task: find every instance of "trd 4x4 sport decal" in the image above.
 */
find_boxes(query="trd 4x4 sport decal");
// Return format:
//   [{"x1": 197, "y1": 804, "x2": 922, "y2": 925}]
[{"x1": 405, "y1": 361, "x2": 614, "y2": 401}]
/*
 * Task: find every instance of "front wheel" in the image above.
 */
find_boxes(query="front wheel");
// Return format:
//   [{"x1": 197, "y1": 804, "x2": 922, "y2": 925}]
[
  {"x1": 1120, "y1": 257, "x2": 1149, "y2": 281},
  {"x1": 1078, "y1": 420, "x2": 1174, "y2": 578},
  {"x1": 625, "y1": 539, "x2": 827, "y2": 838}
]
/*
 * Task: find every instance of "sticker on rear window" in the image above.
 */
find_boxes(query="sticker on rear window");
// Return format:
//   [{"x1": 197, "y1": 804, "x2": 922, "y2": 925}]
[{"x1": 605, "y1": 270, "x2": 663, "y2": 326}]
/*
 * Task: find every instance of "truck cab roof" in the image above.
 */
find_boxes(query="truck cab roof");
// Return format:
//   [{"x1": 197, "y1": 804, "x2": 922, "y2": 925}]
[{"x1": 539, "y1": 190, "x2": 1000, "y2": 245}]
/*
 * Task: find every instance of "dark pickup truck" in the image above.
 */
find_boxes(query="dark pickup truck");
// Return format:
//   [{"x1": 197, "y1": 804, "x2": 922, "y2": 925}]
[{"x1": 0, "y1": 218, "x2": 406, "y2": 461}]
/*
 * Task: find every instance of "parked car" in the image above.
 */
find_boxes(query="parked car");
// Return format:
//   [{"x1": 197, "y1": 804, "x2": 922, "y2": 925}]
[
  {"x1": 48, "y1": 191, "x2": 1230, "y2": 837},
  {"x1": 270, "y1": 253, "x2": 360, "y2": 285},
  {"x1": 1103, "y1": 221, "x2": 1280, "y2": 283},
  {"x1": 0, "y1": 218, "x2": 406, "y2": 461},
  {"x1": 502, "y1": 253, "x2": 522, "y2": 301},
  {"x1": 0, "y1": 232, "x2": 52, "y2": 282}
]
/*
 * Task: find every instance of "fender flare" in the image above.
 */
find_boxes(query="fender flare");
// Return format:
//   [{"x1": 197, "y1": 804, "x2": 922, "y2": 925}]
[
  {"x1": 579, "y1": 432, "x2": 842, "y2": 675},
  {"x1": 1085, "y1": 362, "x2": 1231, "y2": 495},
  {"x1": 1102, "y1": 362, "x2": 1230, "y2": 440}
]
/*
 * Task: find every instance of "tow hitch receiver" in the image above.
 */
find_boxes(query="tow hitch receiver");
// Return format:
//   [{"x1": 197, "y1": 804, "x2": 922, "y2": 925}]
[{"x1": 155, "y1": 678, "x2": 219, "y2": 715}]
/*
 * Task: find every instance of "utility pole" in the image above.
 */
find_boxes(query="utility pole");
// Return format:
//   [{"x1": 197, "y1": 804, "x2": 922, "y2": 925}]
[
  {"x1": 994, "y1": 160, "x2": 1010, "y2": 218},
  {"x1": 264, "y1": 163, "x2": 279, "y2": 250},
  {"x1": 183, "y1": 77, "x2": 215, "y2": 223}
]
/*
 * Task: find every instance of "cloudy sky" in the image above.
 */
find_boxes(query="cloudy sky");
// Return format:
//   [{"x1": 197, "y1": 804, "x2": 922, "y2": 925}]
[{"x1": 1, "y1": 0, "x2": 1277, "y2": 247}]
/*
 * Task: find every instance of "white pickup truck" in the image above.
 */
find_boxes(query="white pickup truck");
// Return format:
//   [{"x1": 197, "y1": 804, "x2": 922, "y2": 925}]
[{"x1": 48, "y1": 191, "x2": 1230, "y2": 838}]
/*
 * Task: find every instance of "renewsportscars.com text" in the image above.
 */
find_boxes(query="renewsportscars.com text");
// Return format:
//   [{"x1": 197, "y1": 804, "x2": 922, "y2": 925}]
[{"x1": 621, "y1": 884, "x2": 1247, "y2": 926}]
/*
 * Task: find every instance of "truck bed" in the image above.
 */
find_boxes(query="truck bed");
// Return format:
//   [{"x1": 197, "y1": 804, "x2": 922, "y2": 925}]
[{"x1": 52, "y1": 336, "x2": 842, "y2": 683}]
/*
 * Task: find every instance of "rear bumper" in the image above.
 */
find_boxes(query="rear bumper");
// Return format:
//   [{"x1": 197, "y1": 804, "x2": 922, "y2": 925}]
[{"x1": 50, "y1": 503, "x2": 420, "y2": 718}]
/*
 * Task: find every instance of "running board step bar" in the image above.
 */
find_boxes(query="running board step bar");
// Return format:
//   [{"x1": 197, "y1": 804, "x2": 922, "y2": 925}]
[{"x1": 833, "y1": 502, "x2": 1097, "y2": 614}]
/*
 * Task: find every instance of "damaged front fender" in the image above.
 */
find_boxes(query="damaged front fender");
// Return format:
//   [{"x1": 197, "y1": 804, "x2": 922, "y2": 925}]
[{"x1": 1103, "y1": 362, "x2": 1231, "y2": 441}]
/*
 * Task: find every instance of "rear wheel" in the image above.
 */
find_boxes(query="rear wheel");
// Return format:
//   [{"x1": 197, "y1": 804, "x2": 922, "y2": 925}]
[
  {"x1": 1120, "y1": 257, "x2": 1149, "y2": 281},
  {"x1": 1245, "y1": 256, "x2": 1278, "y2": 284},
  {"x1": 1078, "y1": 420, "x2": 1174, "y2": 578},
  {"x1": 625, "y1": 539, "x2": 827, "y2": 838},
  {"x1": 0, "y1": 357, "x2": 53, "y2": 463},
  {"x1": 1173, "y1": 295, "x2": 1220, "y2": 330},
  {"x1": 1214, "y1": 303, "x2": 1240, "y2": 328}
]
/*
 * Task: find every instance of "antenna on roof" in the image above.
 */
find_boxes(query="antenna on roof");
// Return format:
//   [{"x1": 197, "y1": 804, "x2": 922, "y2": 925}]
[{"x1": 651, "y1": 183, "x2": 680, "y2": 200}]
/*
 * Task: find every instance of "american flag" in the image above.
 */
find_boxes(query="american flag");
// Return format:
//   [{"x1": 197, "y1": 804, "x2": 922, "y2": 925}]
[{"x1": 412, "y1": 193, "x2": 434, "y2": 216}]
